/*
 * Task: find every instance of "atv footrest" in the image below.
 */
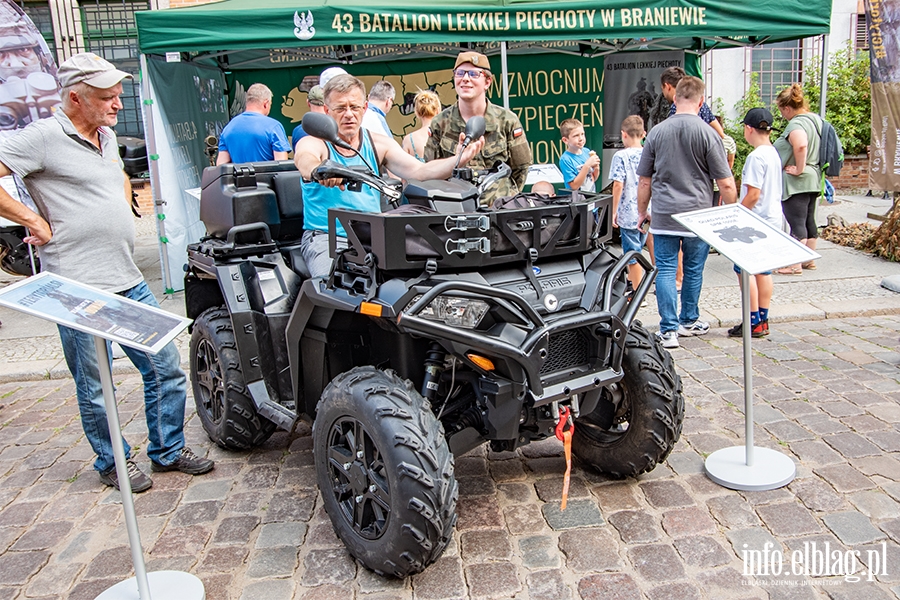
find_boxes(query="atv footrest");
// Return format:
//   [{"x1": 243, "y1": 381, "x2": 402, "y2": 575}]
[{"x1": 247, "y1": 380, "x2": 296, "y2": 429}]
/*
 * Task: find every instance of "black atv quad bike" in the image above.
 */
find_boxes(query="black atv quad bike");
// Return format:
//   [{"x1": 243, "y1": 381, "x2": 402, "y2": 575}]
[{"x1": 184, "y1": 113, "x2": 684, "y2": 578}]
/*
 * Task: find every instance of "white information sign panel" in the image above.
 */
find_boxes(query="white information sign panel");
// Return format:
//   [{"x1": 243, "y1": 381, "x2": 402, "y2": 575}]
[
  {"x1": 0, "y1": 271, "x2": 190, "y2": 354},
  {"x1": 673, "y1": 204, "x2": 799, "y2": 491},
  {"x1": 526, "y1": 163, "x2": 565, "y2": 185},
  {"x1": 673, "y1": 204, "x2": 819, "y2": 275}
]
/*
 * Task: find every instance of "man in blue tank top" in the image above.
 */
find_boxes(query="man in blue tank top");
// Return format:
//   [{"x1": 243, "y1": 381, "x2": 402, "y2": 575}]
[{"x1": 294, "y1": 74, "x2": 485, "y2": 277}]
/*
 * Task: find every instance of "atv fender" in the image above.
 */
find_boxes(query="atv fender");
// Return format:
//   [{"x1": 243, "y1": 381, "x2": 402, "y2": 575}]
[{"x1": 189, "y1": 252, "x2": 301, "y2": 430}]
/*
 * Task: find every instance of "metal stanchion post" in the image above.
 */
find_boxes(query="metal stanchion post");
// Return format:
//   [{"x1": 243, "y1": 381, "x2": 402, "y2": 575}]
[
  {"x1": 704, "y1": 269, "x2": 796, "y2": 491},
  {"x1": 93, "y1": 336, "x2": 151, "y2": 600},
  {"x1": 93, "y1": 337, "x2": 205, "y2": 600},
  {"x1": 742, "y1": 269, "x2": 754, "y2": 467}
]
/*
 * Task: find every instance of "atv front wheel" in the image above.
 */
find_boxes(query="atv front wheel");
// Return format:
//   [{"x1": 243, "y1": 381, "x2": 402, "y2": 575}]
[
  {"x1": 190, "y1": 307, "x2": 276, "y2": 450},
  {"x1": 572, "y1": 323, "x2": 684, "y2": 477},
  {"x1": 313, "y1": 367, "x2": 457, "y2": 577}
]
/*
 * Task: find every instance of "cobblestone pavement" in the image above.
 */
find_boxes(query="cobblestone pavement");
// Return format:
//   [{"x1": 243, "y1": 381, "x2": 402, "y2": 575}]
[
  {"x1": 699, "y1": 275, "x2": 898, "y2": 310},
  {"x1": 3, "y1": 316, "x2": 900, "y2": 599}
]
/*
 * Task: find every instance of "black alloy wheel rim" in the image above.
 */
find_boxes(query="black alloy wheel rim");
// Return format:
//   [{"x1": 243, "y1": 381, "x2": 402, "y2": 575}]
[
  {"x1": 194, "y1": 338, "x2": 225, "y2": 424},
  {"x1": 326, "y1": 416, "x2": 391, "y2": 539}
]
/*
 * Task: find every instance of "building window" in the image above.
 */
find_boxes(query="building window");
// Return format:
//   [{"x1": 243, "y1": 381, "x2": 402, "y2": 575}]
[
  {"x1": 751, "y1": 41, "x2": 803, "y2": 107},
  {"x1": 15, "y1": 0, "x2": 58, "y2": 63},
  {"x1": 79, "y1": 0, "x2": 149, "y2": 138},
  {"x1": 854, "y1": 13, "x2": 869, "y2": 51}
]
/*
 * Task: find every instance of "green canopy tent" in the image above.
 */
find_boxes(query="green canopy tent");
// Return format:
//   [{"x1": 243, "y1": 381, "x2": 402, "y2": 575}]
[
  {"x1": 137, "y1": 0, "x2": 831, "y2": 59},
  {"x1": 135, "y1": 0, "x2": 833, "y2": 292}
]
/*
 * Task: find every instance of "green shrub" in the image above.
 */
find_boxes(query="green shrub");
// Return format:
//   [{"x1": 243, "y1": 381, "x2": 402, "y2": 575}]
[
  {"x1": 720, "y1": 42, "x2": 870, "y2": 179},
  {"x1": 804, "y1": 41, "x2": 871, "y2": 157},
  {"x1": 719, "y1": 73, "x2": 785, "y2": 179}
]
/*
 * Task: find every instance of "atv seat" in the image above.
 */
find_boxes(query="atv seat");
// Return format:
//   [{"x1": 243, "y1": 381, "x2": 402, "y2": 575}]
[
  {"x1": 283, "y1": 245, "x2": 311, "y2": 279},
  {"x1": 261, "y1": 169, "x2": 305, "y2": 241}
]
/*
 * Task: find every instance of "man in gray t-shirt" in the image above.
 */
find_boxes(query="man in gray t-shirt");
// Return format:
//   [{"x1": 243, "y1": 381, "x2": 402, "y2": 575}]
[
  {"x1": 636, "y1": 76, "x2": 736, "y2": 349},
  {"x1": 0, "y1": 52, "x2": 214, "y2": 492}
]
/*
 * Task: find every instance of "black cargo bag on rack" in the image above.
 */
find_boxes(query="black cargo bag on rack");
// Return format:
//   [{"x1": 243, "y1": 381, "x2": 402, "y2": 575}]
[
  {"x1": 490, "y1": 192, "x2": 583, "y2": 254},
  {"x1": 350, "y1": 204, "x2": 442, "y2": 258}
]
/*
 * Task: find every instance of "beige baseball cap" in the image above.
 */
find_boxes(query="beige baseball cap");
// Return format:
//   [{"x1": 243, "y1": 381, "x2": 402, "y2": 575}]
[
  {"x1": 57, "y1": 52, "x2": 132, "y2": 89},
  {"x1": 454, "y1": 51, "x2": 492, "y2": 73}
]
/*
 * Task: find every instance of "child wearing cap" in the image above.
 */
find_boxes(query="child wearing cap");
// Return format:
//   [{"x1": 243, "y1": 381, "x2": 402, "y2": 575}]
[{"x1": 728, "y1": 107, "x2": 784, "y2": 338}]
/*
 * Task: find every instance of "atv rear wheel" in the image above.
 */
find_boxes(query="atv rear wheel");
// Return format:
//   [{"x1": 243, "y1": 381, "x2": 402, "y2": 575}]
[
  {"x1": 572, "y1": 323, "x2": 683, "y2": 477},
  {"x1": 313, "y1": 366, "x2": 457, "y2": 577},
  {"x1": 190, "y1": 307, "x2": 276, "y2": 450}
]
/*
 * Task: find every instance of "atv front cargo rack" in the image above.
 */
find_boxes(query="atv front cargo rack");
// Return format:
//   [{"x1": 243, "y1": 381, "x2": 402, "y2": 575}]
[{"x1": 329, "y1": 194, "x2": 611, "y2": 271}]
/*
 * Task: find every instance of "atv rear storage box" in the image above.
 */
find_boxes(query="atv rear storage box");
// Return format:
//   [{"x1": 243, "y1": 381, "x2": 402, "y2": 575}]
[
  {"x1": 199, "y1": 161, "x2": 304, "y2": 241},
  {"x1": 330, "y1": 193, "x2": 612, "y2": 272}
]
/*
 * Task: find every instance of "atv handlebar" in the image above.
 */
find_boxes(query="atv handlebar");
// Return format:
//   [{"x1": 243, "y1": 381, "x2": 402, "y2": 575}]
[
  {"x1": 312, "y1": 159, "x2": 402, "y2": 202},
  {"x1": 477, "y1": 163, "x2": 511, "y2": 196}
]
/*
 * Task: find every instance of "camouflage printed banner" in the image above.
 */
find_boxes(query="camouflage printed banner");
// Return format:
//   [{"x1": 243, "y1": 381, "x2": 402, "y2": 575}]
[
  {"x1": 0, "y1": 0, "x2": 60, "y2": 219},
  {"x1": 866, "y1": 0, "x2": 900, "y2": 190},
  {"x1": 233, "y1": 52, "x2": 607, "y2": 168}
]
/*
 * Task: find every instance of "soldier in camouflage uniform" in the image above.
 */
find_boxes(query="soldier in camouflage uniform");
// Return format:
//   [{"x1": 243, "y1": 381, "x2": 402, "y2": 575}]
[{"x1": 425, "y1": 51, "x2": 532, "y2": 206}]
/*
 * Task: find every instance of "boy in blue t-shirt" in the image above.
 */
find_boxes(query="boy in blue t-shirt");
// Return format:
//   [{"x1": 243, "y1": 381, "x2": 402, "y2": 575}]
[
  {"x1": 609, "y1": 115, "x2": 648, "y2": 292},
  {"x1": 558, "y1": 118, "x2": 600, "y2": 192}
]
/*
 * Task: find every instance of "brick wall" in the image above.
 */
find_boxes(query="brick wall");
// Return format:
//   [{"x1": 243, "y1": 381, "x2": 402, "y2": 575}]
[
  {"x1": 832, "y1": 155, "x2": 869, "y2": 191},
  {"x1": 132, "y1": 179, "x2": 155, "y2": 216}
]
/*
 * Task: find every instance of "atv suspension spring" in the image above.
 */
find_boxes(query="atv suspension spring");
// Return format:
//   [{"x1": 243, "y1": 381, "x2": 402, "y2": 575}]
[{"x1": 421, "y1": 344, "x2": 446, "y2": 403}]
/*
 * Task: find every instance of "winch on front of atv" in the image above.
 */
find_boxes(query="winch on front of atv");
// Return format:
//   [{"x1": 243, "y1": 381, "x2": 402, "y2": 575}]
[{"x1": 183, "y1": 112, "x2": 684, "y2": 578}]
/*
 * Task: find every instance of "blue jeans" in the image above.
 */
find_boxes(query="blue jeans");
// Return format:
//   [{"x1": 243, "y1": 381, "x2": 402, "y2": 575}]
[
  {"x1": 58, "y1": 280, "x2": 186, "y2": 474},
  {"x1": 619, "y1": 228, "x2": 648, "y2": 266},
  {"x1": 653, "y1": 234, "x2": 710, "y2": 333}
]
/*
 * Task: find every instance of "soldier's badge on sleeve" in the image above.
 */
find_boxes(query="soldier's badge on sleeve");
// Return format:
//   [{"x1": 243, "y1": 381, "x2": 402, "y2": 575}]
[
  {"x1": 513, "y1": 127, "x2": 524, "y2": 138},
  {"x1": 427, "y1": 128, "x2": 433, "y2": 137}
]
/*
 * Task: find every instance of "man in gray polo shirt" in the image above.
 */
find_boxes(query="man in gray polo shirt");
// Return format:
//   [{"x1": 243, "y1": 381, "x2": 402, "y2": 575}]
[
  {"x1": 636, "y1": 75, "x2": 736, "y2": 349},
  {"x1": 0, "y1": 52, "x2": 214, "y2": 492}
]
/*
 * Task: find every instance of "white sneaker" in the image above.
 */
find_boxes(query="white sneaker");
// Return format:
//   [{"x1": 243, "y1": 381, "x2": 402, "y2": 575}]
[
  {"x1": 655, "y1": 330, "x2": 679, "y2": 348},
  {"x1": 677, "y1": 320, "x2": 710, "y2": 337}
]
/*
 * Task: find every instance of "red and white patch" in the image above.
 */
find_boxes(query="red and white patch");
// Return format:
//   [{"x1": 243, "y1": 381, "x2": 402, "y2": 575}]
[{"x1": 512, "y1": 127, "x2": 524, "y2": 138}]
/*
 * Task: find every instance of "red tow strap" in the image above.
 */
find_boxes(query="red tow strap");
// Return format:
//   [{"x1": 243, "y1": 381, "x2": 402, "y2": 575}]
[{"x1": 555, "y1": 406, "x2": 574, "y2": 510}]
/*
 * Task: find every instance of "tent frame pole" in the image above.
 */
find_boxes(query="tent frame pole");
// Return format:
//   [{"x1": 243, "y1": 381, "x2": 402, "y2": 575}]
[
  {"x1": 139, "y1": 53, "x2": 174, "y2": 295},
  {"x1": 819, "y1": 34, "x2": 828, "y2": 118},
  {"x1": 500, "y1": 42, "x2": 509, "y2": 110}
]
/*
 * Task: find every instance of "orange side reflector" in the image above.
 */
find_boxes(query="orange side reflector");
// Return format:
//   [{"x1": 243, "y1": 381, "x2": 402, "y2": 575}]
[
  {"x1": 466, "y1": 353, "x2": 495, "y2": 371},
  {"x1": 360, "y1": 302, "x2": 383, "y2": 317}
]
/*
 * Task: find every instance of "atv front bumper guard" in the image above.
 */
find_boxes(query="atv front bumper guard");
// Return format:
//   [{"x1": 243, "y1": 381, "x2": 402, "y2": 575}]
[{"x1": 395, "y1": 250, "x2": 655, "y2": 403}]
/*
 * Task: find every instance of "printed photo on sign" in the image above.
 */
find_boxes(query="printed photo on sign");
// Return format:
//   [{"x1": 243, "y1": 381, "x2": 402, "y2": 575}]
[
  {"x1": 674, "y1": 204, "x2": 819, "y2": 275},
  {"x1": 0, "y1": 272, "x2": 190, "y2": 354}
]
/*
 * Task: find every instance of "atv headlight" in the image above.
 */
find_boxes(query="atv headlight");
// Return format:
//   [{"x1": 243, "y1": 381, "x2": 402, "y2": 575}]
[{"x1": 412, "y1": 295, "x2": 489, "y2": 329}]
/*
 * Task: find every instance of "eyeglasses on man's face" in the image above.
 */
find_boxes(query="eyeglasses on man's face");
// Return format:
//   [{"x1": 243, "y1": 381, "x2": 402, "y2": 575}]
[
  {"x1": 328, "y1": 104, "x2": 365, "y2": 115},
  {"x1": 454, "y1": 68, "x2": 486, "y2": 80}
]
